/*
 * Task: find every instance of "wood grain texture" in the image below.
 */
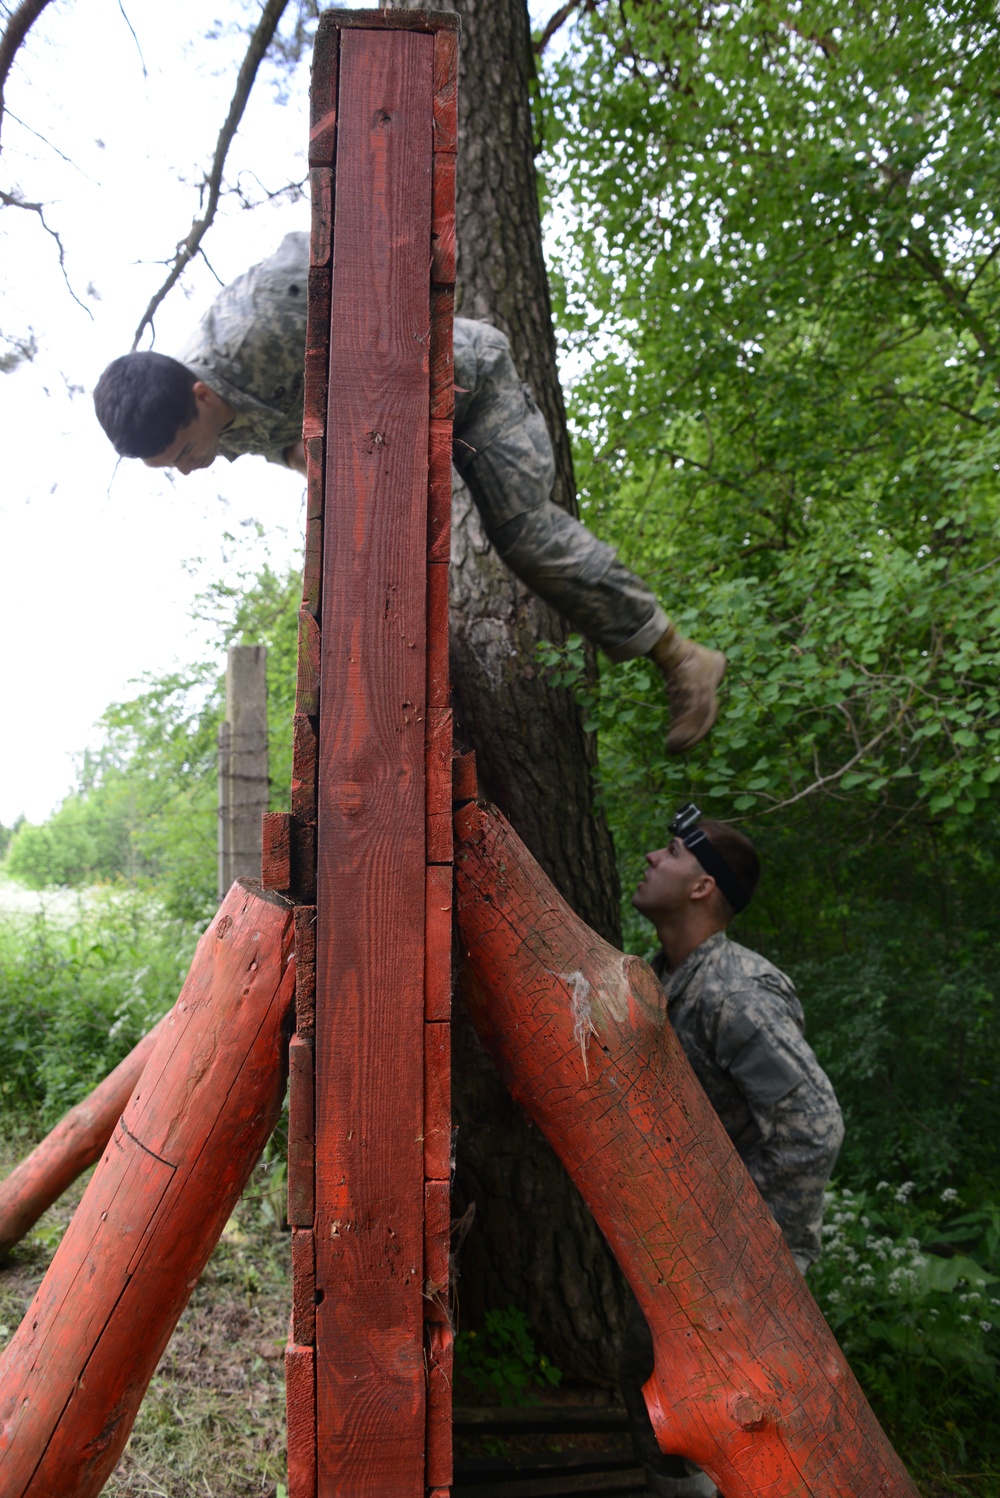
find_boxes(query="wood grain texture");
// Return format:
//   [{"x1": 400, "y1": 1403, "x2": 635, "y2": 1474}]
[
  {"x1": 310, "y1": 166, "x2": 333, "y2": 268},
  {"x1": 423, "y1": 1021, "x2": 451, "y2": 1184},
  {"x1": 261, "y1": 811, "x2": 292, "y2": 892},
  {"x1": 454, "y1": 802, "x2": 921, "y2": 1498},
  {"x1": 425, "y1": 1321, "x2": 454, "y2": 1490},
  {"x1": 0, "y1": 1016, "x2": 166, "y2": 1259},
  {"x1": 424, "y1": 864, "x2": 453, "y2": 1023},
  {"x1": 429, "y1": 286, "x2": 455, "y2": 421},
  {"x1": 288, "y1": 1034, "x2": 316, "y2": 1229},
  {"x1": 286, "y1": 1341, "x2": 317, "y2": 1498},
  {"x1": 302, "y1": 434, "x2": 325, "y2": 617},
  {"x1": 426, "y1": 706, "x2": 453, "y2": 866},
  {"x1": 433, "y1": 25, "x2": 459, "y2": 154},
  {"x1": 293, "y1": 905, "x2": 317, "y2": 1039},
  {"x1": 296, "y1": 607, "x2": 322, "y2": 717},
  {"x1": 292, "y1": 1228, "x2": 317, "y2": 1347},
  {"x1": 427, "y1": 418, "x2": 453, "y2": 565},
  {"x1": 308, "y1": 28, "x2": 339, "y2": 168},
  {"x1": 431, "y1": 152, "x2": 457, "y2": 286},
  {"x1": 291, "y1": 714, "x2": 319, "y2": 823},
  {"x1": 314, "y1": 26, "x2": 434, "y2": 1495},
  {"x1": 0, "y1": 881, "x2": 295, "y2": 1498},
  {"x1": 452, "y1": 749, "x2": 478, "y2": 807},
  {"x1": 426, "y1": 561, "x2": 449, "y2": 710}
]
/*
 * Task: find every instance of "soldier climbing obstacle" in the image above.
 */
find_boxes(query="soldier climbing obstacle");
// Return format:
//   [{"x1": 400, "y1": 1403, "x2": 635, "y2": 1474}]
[{"x1": 93, "y1": 231, "x2": 725, "y2": 753}]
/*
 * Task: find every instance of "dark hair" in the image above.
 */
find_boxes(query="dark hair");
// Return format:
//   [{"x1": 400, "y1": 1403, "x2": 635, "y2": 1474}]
[
  {"x1": 93, "y1": 352, "x2": 198, "y2": 459},
  {"x1": 698, "y1": 818, "x2": 761, "y2": 918}
]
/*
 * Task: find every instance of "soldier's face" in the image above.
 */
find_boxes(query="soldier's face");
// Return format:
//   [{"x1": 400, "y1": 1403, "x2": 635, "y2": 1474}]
[
  {"x1": 143, "y1": 382, "x2": 231, "y2": 476},
  {"x1": 632, "y1": 838, "x2": 704, "y2": 920}
]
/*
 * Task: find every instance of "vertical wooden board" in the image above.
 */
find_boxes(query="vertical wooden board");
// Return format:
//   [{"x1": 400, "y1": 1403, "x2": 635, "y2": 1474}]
[
  {"x1": 315, "y1": 26, "x2": 434, "y2": 1497},
  {"x1": 294, "y1": 905, "x2": 317, "y2": 1039},
  {"x1": 292, "y1": 713, "x2": 319, "y2": 822},
  {"x1": 292, "y1": 1227, "x2": 317, "y2": 1347},
  {"x1": 309, "y1": 26, "x2": 339, "y2": 167},
  {"x1": 286, "y1": 1341, "x2": 318, "y2": 1498},
  {"x1": 427, "y1": 419, "x2": 452, "y2": 565},
  {"x1": 432, "y1": 25, "x2": 459, "y2": 153},
  {"x1": 288, "y1": 1035, "x2": 315, "y2": 1228},
  {"x1": 426, "y1": 1321, "x2": 454, "y2": 1490},
  {"x1": 427, "y1": 562, "x2": 449, "y2": 710},
  {"x1": 296, "y1": 607, "x2": 322, "y2": 717},
  {"x1": 423, "y1": 1179, "x2": 451, "y2": 1310},
  {"x1": 261, "y1": 811, "x2": 292, "y2": 892},
  {"x1": 423, "y1": 1022, "x2": 451, "y2": 1184},
  {"x1": 429, "y1": 286, "x2": 455, "y2": 421},
  {"x1": 303, "y1": 435, "x2": 325, "y2": 617},
  {"x1": 310, "y1": 166, "x2": 333, "y2": 267},
  {"x1": 425, "y1": 864, "x2": 452, "y2": 1023},
  {"x1": 426, "y1": 706, "x2": 453, "y2": 866},
  {"x1": 431, "y1": 153, "x2": 456, "y2": 286}
]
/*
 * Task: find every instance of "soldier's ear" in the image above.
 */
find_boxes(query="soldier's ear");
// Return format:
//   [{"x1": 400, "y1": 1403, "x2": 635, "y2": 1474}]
[{"x1": 689, "y1": 872, "x2": 717, "y2": 904}]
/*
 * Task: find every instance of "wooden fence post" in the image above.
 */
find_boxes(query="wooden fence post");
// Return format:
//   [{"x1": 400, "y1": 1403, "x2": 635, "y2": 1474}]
[{"x1": 218, "y1": 644, "x2": 269, "y2": 899}]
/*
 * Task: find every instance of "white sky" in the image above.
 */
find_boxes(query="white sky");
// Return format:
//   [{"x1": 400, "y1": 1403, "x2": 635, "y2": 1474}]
[
  {"x1": 0, "y1": 0, "x2": 312, "y2": 826},
  {"x1": 0, "y1": 0, "x2": 560, "y2": 829}
]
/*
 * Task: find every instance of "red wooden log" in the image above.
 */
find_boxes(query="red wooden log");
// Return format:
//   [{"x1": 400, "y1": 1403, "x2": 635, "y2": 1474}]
[
  {"x1": 0, "y1": 1014, "x2": 166, "y2": 1259},
  {"x1": 0, "y1": 879, "x2": 295, "y2": 1498},
  {"x1": 454, "y1": 802, "x2": 920, "y2": 1498}
]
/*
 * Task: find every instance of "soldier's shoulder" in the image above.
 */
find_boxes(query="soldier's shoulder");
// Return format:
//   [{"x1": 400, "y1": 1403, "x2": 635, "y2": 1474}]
[{"x1": 712, "y1": 939, "x2": 798, "y2": 998}]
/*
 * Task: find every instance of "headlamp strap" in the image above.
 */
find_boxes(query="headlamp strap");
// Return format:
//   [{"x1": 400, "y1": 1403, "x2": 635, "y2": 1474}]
[{"x1": 682, "y1": 828, "x2": 751, "y2": 915}]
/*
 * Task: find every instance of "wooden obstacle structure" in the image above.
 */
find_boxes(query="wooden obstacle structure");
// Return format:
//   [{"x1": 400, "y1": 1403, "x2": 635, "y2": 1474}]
[{"x1": 0, "y1": 10, "x2": 924, "y2": 1497}]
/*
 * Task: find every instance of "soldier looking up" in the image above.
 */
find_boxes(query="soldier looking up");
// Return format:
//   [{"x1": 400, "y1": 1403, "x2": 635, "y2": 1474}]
[
  {"x1": 93, "y1": 232, "x2": 725, "y2": 754},
  {"x1": 622, "y1": 806, "x2": 844, "y2": 1497}
]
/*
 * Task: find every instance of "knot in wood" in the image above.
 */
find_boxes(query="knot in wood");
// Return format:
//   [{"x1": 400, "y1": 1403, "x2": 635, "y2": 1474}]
[{"x1": 734, "y1": 1394, "x2": 768, "y2": 1432}]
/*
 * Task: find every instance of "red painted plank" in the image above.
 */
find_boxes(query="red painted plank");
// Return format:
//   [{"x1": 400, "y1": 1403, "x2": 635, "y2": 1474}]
[
  {"x1": 286, "y1": 1341, "x2": 318, "y2": 1498},
  {"x1": 452, "y1": 749, "x2": 478, "y2": 806},
  {"x1": 426, "y1": 706, "x2": 453, "y2": 866},
  {"x1": 424, "y1": 864, "x2": 452, "y2": 1023},
  {"x1": 429, "y1": 286, "x2": 455, "y2": 421},
  {"x1": 423, "y1": 1021, "x2": 451, "y2": 1184},
  {"x1": 288, "y1": 1034, "x2": 315, "y2": 1229},
  {"x1": 0, "y1": 882, "x2": 294, "y2": 1498},
  {"x1": 427, "y1": 562, "x2": 449, "y2": 711},
  {"x1": 294, "y1": 904, "x2": 317, "y2": 1038},
  {"x1": 292, "y1": 1227, "x2": 317, "y2": 1347},
  {"x1": 314, "y1": 28, "x2": 434, "y2": 1496},
  {"x1": 431, "y1": 152, "x2": 456, "y2": 286},
  {"x1": 433, "y1": 25, "x2": 459, "y2": 153},
  {"x1": 0, "y1": 1014, "x2": 166, "y2": 1258},
  {"x1": 303, "y1": 434, "x2": 325, "y2": 616},
  {"x1": 308, "y1": 27, "x2": 339, "y2": 168},
  {"x1": 262, "y1": 811, "x2": 292, "y2": 892},
  {"x1": 454, "y1": 803, "x2": 921, "y2": 1498},
  {"x1": 310, "y1": 166, "x2": 333, "y2": 268},
  {"x1": 424, "y1": 1180, "x2": 453, "y2": 1491},
  {"x1": 296, "y1": 607, "x2": 322, "y2": 717},
  {"x1": 427, "y1": 418, "x2": 452, "y2": 565},
  {"x1": 292, "y1": 714, "x2": 319, "y2": 822}
]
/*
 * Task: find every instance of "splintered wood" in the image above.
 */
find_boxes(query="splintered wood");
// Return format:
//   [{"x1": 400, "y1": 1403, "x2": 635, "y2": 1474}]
[{"x1": 275, "y1": 11, "x2": 459, "y2": 1494}]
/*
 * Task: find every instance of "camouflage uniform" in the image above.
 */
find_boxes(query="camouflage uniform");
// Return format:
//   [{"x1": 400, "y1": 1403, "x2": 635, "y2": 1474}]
[
  {"x1": 620, "y1": 931, "x2": 843, "y2": 1494},
  {"x1": 178, "y1": 231, "x2": 668, "y2": 660}
]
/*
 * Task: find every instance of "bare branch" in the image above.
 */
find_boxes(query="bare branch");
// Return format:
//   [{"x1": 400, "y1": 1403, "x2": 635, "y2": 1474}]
[
  {"x1": 131, "y1": 0, "x2": 291, "y2": 350},
  {"x1": 0, "y1": 186, "x2": 93, "y2": 315},
  {"x1": 534, "y1": 1, "x2": 584, "y2": 55},
  {"x1": 0, "y1": 0, "x2": 56, "y2": 151}
]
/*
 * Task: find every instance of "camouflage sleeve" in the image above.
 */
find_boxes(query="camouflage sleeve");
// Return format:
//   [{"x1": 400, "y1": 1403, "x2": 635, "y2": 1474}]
[{"x1": 715, "y1": 986, "x2": 844, "y2": 1267}]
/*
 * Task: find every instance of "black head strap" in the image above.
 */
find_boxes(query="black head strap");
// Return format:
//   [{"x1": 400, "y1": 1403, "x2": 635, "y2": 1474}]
[{"x1": 670, "y1": 802, "x2": 751, "y2": 914}]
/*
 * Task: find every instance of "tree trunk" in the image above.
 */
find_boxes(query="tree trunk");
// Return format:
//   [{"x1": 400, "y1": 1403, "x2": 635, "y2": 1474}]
[{"x1": 399, "y1": 0, "x2": 628, "y2": 1383}]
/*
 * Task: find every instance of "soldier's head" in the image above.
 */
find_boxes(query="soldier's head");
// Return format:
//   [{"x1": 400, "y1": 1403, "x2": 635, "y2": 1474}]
[
  {"x1": 633, "y1": 810, "x2": 760, "y2": 930},
  {"x1": 94, "y1": 352, "x2": 234, "y2": 474}
]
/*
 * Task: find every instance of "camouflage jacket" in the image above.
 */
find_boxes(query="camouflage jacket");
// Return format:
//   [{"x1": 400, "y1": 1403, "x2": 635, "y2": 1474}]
[
  {"x1": 178, "y1": 230, "x2": 483, "y2": 467},
  {"x1": 653, "y1": 932, "x2": 843, "y2": 1267}
]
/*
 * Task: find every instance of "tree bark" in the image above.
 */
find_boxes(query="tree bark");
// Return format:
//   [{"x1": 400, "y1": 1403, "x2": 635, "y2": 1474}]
[{"x1": 399, "y1": 0, "x2": 628, "y2": 1382}]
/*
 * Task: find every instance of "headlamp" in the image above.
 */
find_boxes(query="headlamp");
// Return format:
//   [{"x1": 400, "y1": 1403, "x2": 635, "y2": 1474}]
[{"x1": 669, "y1": 802, "x2": 751, "y2": 915}]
